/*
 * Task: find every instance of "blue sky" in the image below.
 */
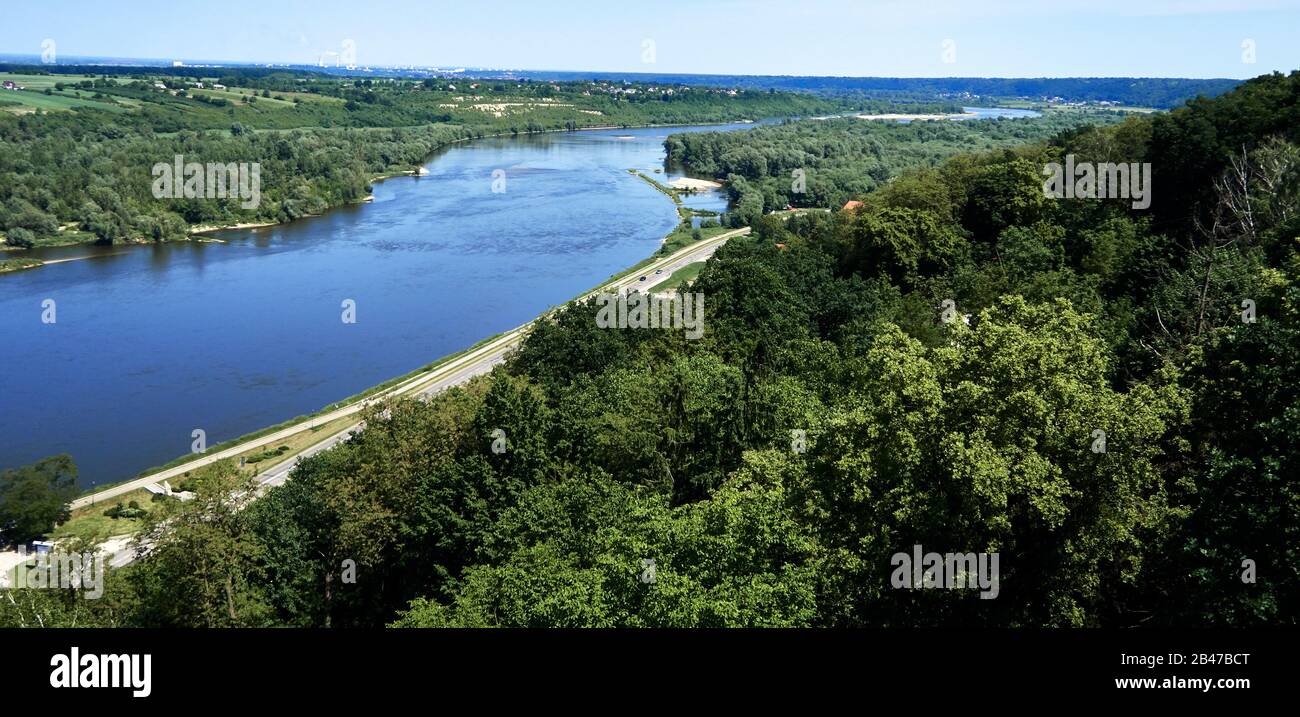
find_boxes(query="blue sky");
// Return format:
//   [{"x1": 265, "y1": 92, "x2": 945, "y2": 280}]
[{"x1": 4, "y1": 0, "x2": 1298, "y2": 78}]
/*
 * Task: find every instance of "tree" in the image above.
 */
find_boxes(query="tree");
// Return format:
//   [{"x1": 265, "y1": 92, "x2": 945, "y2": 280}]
[
  {"x1": 5, "y1": 226, "x2": 35, "y2": 248},
  {"x1": 126, "y1": 462, "x2": 271, "y2": 627},
  {"x1": 0, "y1": 454, "x2": 78, "y2": 545},
  {"x1": 803, "y1": 298, "x2": 1187, "y2": 626},
  {"x1": 841, "y1": 206, "x2": 967, "y2": 287}
]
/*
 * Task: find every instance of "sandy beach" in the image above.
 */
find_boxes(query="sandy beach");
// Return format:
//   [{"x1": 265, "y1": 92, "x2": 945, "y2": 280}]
[
  {"x1": 188, "y1": 221, "x2": 279, "y2": 235},
  {"x1": 668, "y1": 177, "x2": 722, "y2": 190}
]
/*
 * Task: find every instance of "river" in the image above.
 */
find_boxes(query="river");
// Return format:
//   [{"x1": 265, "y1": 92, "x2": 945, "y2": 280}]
[{"x1": 0, "y1": 108, "x2": 1037, "y2": 490}]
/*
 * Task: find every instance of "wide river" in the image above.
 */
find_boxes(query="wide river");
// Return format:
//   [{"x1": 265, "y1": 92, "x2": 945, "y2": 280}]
[
  {"x1": 0, "y1": 123, "x2": 746, "y2": 489},
  {"x1": 1, "y1": 108, "x2": 1036, "y2": 490}
]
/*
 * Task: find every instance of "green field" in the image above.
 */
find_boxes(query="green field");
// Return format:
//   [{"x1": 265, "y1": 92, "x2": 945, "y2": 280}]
[
  {"x1": 50, "y1": 488, "x2": 154, "y2": 543},
  {"x1": 0, "y1": 88, "x2": 126, "y2": 113},
  {"x1": 655, "y1": 261, "x2": 706, "y2": 292},
  {"x1": 0, "y1": 72, "x2": 136, "y2": 113},
  {"x1": 189, "y1": 87, "x2": 300, "y2": 107},
  {"x1": 0, "y1": 73, "x2": 134, "y2": 113},
  {"x1": 0, "y1": 72, "x2": 125, "y2": 89}
]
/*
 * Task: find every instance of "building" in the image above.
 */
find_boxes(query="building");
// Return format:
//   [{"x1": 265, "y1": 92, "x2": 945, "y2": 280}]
[{"x1": 842, "y1": 200, "x2": 864, "y2": 212}]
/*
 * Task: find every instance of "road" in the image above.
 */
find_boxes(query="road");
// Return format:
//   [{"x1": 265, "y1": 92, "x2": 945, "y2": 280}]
[
  {"x1": 629, "y1": 241, "x2": 725, "y2": 292},
  {"x1": 70, "y1": 227, "x2": 748, "y2": 510}
]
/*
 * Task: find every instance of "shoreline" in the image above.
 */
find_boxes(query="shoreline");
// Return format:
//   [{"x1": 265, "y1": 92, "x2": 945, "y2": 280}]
[
  {"x1": 1, "y1": 117, "x2": 761, "y2": 269},
  {"x1": 188, "y1": 221, "x2": 280, "y2": 235}
]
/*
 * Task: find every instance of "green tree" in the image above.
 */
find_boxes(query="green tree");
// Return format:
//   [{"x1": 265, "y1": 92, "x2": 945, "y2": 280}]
[
  {"x1": 0, "y1": 454, "x2": 78, "y2": 545},
  {"x1": 126, "y1": 462, "x2": 271, "y2": 627}
]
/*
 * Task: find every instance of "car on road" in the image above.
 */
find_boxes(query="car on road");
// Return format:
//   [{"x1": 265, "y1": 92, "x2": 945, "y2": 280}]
[
  {"x1": 639, "y1": 275, "x2": 647, "y2": 281},
  {"x1": 655, "y1": 269, "x2": 663, "y2": 274}
]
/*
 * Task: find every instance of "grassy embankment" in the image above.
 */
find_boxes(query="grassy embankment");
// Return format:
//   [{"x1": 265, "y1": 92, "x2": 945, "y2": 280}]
[
  {"x1": 50, "y1": 488, "x2": 154, "y2": 543},
  {"x1": 0, "y1": 257, "x2": 43, "y2": 273},
  {"x1": 655, "y1": 262, "x2": 707, "y2": 293}
]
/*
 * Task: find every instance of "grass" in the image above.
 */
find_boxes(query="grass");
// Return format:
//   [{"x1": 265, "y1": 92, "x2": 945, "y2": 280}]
[
  {"x1": 0, "y1": 73, "x2": 125, "y2": 89},
  {"x1": 0, "y1": 257, "x2": 43, "y2": 273},
  {"x1": 0, "y1": 89, "x2": 127, "y2": 113},
  {"x1": 659, "y1": 224, "x2": 731, "y2": 256},
  {"x1": 629, "y1": 170, "x2": 684, "y2": 205},
  {"x1": 27, "y1": 228, "x2": 100, "y2": 247},
  {"x1": 655, "y1": 262, "x2": 706, "y2": 293},
  {"x1": 190, "y1": 88, "x2": 298, "y2": 108},
  {"x1": 231, "y1": 414, "x2": 359, "y2": 480},
  {"x1": 0, "y1": 73, "x2": 133, "y2": 113},
  {"x1": 50, "y1": 488, "x2": 155, "y2": 543}
]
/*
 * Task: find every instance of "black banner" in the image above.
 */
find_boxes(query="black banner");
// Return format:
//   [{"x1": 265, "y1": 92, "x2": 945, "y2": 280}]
[{"x1": 3, "y1": 628, "x2": 1286, "y2": 706}]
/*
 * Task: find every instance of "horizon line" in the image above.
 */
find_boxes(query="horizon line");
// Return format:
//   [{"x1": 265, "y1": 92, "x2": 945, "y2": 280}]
[{"x1": 0, "y1": 53, "x2": 1253, "y2": 82}]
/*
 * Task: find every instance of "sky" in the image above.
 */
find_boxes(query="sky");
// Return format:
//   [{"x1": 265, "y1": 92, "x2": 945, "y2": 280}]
[{"x1": 3, "y1": 0, "x2": 1299, "y2": 78}]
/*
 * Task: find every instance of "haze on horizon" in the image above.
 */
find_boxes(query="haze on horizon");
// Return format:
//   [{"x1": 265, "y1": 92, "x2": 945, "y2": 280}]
[{"x1": 4, "y1": 0, "x2": 1299, "y2": 79}]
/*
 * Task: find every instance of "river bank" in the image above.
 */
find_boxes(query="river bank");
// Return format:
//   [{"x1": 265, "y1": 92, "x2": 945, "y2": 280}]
[
  {"x1": 1, "y1": 121, "x2": 748, "y2": 488},
  {"x1": 1, "y1": 118, "x2": 761, "y2": 265}
]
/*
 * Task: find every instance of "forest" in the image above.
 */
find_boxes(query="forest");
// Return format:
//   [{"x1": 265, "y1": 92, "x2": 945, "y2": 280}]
[
  {"x1": 2, "y1": 70, "x2": 1297, "y2": 628},
  {"x1": 666, "y1": 109, "x2": 1131, "y2": 220}
]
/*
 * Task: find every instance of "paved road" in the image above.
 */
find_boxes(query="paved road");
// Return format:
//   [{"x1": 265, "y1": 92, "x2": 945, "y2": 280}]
[
  {"x1": 71, "y1": 227, "x2": 748, "y2": 511},
  {"x1": 626, "y1": 242, "x2": 724, "y2": 293}
]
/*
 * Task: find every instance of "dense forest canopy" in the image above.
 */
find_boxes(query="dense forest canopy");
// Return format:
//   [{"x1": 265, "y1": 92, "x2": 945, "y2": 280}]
[
  {"x1": 665, "y1": 109, "x2": 1132, "y2": 218},
  {"x1": 5, "y1": 71, "x2": 1296, "y2": 628}
]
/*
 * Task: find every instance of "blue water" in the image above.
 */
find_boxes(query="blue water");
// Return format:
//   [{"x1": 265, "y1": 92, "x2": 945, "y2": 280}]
[
  {"x1": 887, "y1": 106, "x2": 1042, "y2": 123},
  {"x1": 957, "y1": 106, "x2": 1041, "y2": 120}
]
